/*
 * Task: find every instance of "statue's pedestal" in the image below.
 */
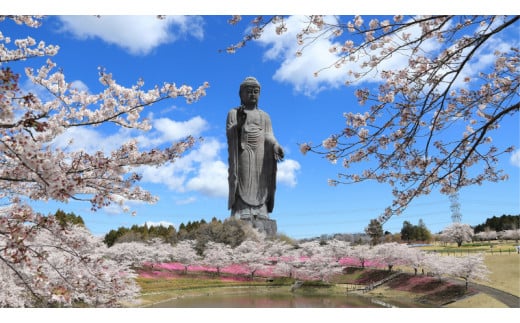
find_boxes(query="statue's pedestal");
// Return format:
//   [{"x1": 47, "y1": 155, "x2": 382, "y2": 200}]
[{"x1": 240, "y1": 217, "x2": 277, "y2": 237}]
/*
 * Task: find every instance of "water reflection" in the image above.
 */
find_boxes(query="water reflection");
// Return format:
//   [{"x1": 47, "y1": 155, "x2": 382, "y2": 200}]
[{"x1": 146, "y1": 292, "x2": 406, "y2": 308}]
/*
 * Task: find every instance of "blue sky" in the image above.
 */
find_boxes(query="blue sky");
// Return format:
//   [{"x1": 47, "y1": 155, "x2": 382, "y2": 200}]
[{"x1": 2, "y1": 8, "x2": 519, "y2": 239}]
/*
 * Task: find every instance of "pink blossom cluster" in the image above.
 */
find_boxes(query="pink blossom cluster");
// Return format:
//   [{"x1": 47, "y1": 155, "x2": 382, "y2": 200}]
[
  {"x1": 0, "y1": 203, "x2": 140, "y2": 307},
  {"x1": 1, "y1": 15, "x2": 211, "y2": 307}
]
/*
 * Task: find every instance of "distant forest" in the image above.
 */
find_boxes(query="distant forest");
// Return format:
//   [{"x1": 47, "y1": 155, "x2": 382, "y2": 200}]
[
  {"x1": 49, "y1": 210, "x2": 519, "y2": 247},
  {"x1": 102, "y1": 217, "x2": 251, "y2": 254},
  {"x1": 473, "y1": 214, "x2": 519, "y2": 233}
]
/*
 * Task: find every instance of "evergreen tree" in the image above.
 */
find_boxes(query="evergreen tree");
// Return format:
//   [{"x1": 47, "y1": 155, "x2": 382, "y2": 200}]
[
  {"x1": 400, "y1": 221, "x2": 414, "y2": 242},
  {"x1": 54, "y1": 209, "x2": 85, "y2": 228},
  {"x1": 400, "y1": 219, "x2": 432, "y2": 242},
  {"x1": 104, "y1": 227, "x2": 130, "y2": 247},
  {"x1": 416, "y1": 219, "x2": 432, "y2": 242},
  {"x1": 365, "y1": 219, "x2": 384, "y2": 246}
]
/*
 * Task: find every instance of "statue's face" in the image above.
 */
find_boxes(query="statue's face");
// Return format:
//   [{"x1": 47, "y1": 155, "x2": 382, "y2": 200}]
[{"x1": 240, "y1": 85, "x2": 260, "y2": 107}]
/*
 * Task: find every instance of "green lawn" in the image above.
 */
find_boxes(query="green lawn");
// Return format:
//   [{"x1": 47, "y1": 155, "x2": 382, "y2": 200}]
[
  {"x1": 421, "y1": 241, "x2": 519, "y2": 255},
  {"x1": 480, "y1": 254, "x2": 520, "y2": 297}
]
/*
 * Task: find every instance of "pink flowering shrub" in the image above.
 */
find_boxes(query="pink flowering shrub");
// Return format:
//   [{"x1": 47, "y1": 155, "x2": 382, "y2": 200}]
[
  {"x1": 139, "y1": 262, "x2": 282, "y2": 282},
  {"x1": 386, "y1": 274, "x2": 442, "y2": 293}
]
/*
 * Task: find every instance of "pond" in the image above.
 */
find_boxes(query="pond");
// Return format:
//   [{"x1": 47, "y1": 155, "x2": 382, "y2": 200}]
[{"x1": 145, "y1": 291, "x2": 423, "y2": 308}]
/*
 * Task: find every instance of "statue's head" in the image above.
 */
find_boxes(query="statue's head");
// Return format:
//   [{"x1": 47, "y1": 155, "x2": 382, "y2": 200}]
[
  {"x1": 239, "y1": 76, "x2": 261, "y2": 107},
  {"x1": 240, "y1": 76, "x2": 261, "y2": 90}
]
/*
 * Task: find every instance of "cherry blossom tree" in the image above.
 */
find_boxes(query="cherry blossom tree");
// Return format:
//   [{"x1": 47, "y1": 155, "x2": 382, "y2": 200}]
[
  {"x1": 170, "y1": 240, "x2": 201, "y2": 273},
  {"x1": 300, "y1": 254, "x2": 343, "y2": 282},
  {"x1": 441, "y1": 222, "x2": 474, "y2": 247},
  {"x1": 474, "y1": 227, "x2": 497, "y2": 243},
  {"x1": 423, "y1": 252, "x2": 458, "y2": 281},
  {"x1": 264, "y1": 238, "x2": 294, "y2": 259},
  {"x1": 272, "y1": 259, "x2": 295, "y2": 278},
  {"x1": 201, "y1": 241, "x2": 234, "y2": 276},
  {"x1": 1, "y1": 16, "x2": 208, "y2": 306},
  {"x1": 372, "y1": 242, "x2": 411, "y2": 271},
  {"x1": 271, "y1": 244, "x2": 304, "y2": 279},
  {"x1": 1, "y1": 16, "x2": 208, "y2": 211},
  {"x1": 289, "y1": 241, "x2": 324, "y2": 280},
  {"x1": 0, "y1": 206, "x2": 139, "y2": 307},
  {"x1": 233, "y1": 238, "x2": 268, "y2": 279},
  {"x1": 102, "y1": 239, "x2": 173, "y2": 268},
  {"x1": 405, "y1": 247, "x2": 428, "y2": 275},
  {"x1": 291, "y1": 240, "x2": 348, "y2": 281},
  {"x1": 452, "y1": 253, "x2": 490, "y2": 290},
  {"x1": 321, "y1": 238, "x2": 352, "y2": 261},
  {"x1": 348, "y1": 244, "x2": 374, "y2": 268},
  {"x1": 227, "y1": 15, "x2": 519, "y2": 224},
  {"x1": 499, "y1": 229, "x2": 520, "y2": 243}
]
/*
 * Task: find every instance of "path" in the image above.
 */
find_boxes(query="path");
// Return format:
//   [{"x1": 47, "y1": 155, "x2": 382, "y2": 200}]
[
  {"x1": 372, "y1": 274, "x2": 519, "y2": 308},
  {"x1": 444, "y1": 277, "x2": 519, "y2": 308},
  {"x1": 466, "y1": 281, "x2": 520, "y2": 308}
]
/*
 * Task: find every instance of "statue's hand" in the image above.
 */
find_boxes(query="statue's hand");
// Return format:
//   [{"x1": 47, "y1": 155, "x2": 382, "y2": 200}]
[{"x1": 274, "y1": 144, "x2": 284, "y2": 161}]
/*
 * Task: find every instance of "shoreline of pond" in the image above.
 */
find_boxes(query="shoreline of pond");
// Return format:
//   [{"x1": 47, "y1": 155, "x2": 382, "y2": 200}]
[{"x1": 133, "y1": 281, "x2": 437, "y2": 308}]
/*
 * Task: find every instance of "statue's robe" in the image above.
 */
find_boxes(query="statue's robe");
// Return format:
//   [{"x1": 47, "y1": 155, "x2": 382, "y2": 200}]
[{"x1": 226, "y1": 106, "x2": 279, "y2": 219}]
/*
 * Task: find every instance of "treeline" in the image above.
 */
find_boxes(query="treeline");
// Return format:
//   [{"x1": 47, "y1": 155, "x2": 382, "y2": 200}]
[
  {"x1": 103, "y1": 217, "x2": 253, "y2": 254},
  {"x1": 103, "y1": 222, "x2": 177, "y2": 247},
  {"x1": 473, "y1": 214, "x2": 519, "y2": 233},
  {"x1": 400, "y1": 219, "x2": 432, "y2": 243},
  {"x1": 54, "y1": 209, "x2": 85, "y2": 228},
  {"x1": 56, "y1": 208, "x2": 519, "y2": 250}
]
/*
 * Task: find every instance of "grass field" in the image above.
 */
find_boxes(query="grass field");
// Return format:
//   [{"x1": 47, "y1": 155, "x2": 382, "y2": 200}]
[
  {"x1": 444, "y1": 293, "x2": 508, "y2": 308},
  {"x1": 420, "y1": 241, "x2": 520, "y2": 298},
  {"x1": 479, "y1": 254, "x2": 520, "y2": 297},
  {"x1": 421, "y1": 241, "x2": 519, "y2": 255}
]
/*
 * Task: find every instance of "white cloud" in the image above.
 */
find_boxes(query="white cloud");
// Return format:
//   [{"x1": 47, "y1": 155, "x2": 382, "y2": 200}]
[
  {"x1": 255, "y1": 15, "x2": 346, "y2": 96},
  {"x1": 100, "y1": 196, "x2": 148, "y2": 215},
  {"x1": 186, "y1": 160, "x2": 228, "y2": 198},
  {"x1": 53, "y1": 115, "x2": 207, "y2": 154},
  {"x1": 139, "y1": 137, "x2": 228, "y2": 197},
  {"x1": 52, "y1": 126, "x2": 133, "y2": 154},
  {"x1": 254, "y1": 16, "x2": 486, "y2": 96},
  {"x1": 277, "y1": 159, "x2": 301, "y2": 187},
  {"x1": 69, "y1": 80, "x2": 89, "y2": 92},
  {"x1": 143, "y1": 220, "x2": 176, "y2": 228},
  {"x1": 511, "y1": 149, "x2": 520, "y2": 168},
  {"x1": 139, "y1": 162, "x2": 189, "y2": 192},
  {"x1": 100, "y1": 204, "x2": 126, "y2": 215},
  {"x1": 50, "y1": 113, "x2": 227, "y2": 198},
  {"x1": 154, "y1": 116, "x2": 207, "y2": 142},
  {"x1": 174, "y1": 197, "x2": 197, "y2": 205},
  {"x1": 57, "y1": 15, "x2": 204, "y2": 55},
  {"x1": 137, "y1": 116, "x2": 208, "y2": 147}
]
